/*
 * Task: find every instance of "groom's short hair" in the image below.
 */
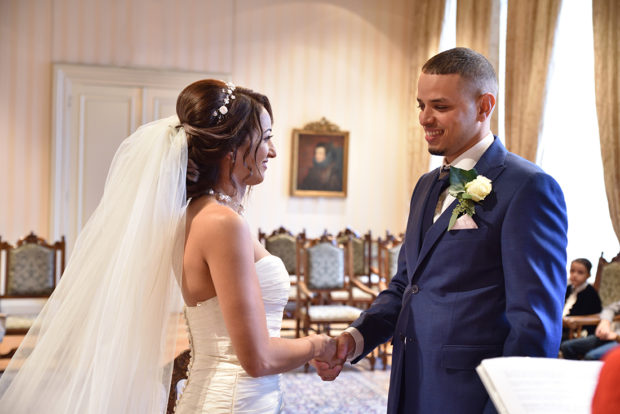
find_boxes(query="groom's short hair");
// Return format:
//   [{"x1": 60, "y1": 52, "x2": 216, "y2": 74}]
[{"x1": 422, "y1": 47, "x2": 498, "y2": 97}]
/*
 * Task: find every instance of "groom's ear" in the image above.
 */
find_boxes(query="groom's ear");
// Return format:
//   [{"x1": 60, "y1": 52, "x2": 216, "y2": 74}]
[{"x1": 477, "y1": 93, "x2": 496, "y2": 122}]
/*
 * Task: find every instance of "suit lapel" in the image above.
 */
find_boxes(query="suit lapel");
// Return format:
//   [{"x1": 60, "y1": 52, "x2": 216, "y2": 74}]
[
  {"x1": 404, "y1": 170, "x2": 439, "y2": 274},
  {"x1": 470, "y1": 136, "x2": 507, "y2": 182},
  {"x1": 409, "y1": 137, "x2": 507, "y2": 282}
]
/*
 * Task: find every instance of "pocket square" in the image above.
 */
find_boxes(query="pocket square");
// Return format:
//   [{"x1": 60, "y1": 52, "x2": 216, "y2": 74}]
[{"x1": 451, "y1": 214, "x2": 478, "y2": 230}]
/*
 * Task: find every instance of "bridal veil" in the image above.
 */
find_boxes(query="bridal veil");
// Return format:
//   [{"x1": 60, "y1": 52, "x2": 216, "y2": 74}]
[{"x1": 0, "y1": 115, "x2": 188, "y2": 413}]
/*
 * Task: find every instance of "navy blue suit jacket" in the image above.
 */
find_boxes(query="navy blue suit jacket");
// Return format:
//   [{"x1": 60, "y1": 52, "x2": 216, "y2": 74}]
[{"x1": 351, "y1": 138, "x2": 568, "y2": 413}]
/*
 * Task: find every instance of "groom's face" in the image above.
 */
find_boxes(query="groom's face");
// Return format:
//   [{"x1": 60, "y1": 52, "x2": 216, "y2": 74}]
[{"x1": 416, "y1": 73, "x2": 483, "y2": 163}]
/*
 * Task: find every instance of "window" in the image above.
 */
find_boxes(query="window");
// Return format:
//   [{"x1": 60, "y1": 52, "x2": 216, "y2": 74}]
[
  {"x1": 432, "y1": 0, "x2": 617, "y2": 277},
  {"x1": 538, "y1": 0, "x2": 617, "y2": 277}
]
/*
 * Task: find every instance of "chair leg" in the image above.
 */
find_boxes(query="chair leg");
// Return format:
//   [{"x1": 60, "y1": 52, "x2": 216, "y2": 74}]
[
  {"x1": 304, "y1": 319, "x2": 310, "y2": 374},
  {"x1": 368, "y1": 351, "x2": 376, "y2": 371},
  {"x1": 303, "y1": 315, "x2": 309, "y2": 337},
  {"x1": 381, "y1": 342, "x2": 389, "y2": 370},
  {"x1": 382, "y1": 345, "x2": 387, "y2": 370},
  {"x1": 0, "y1": 348, "x2": 17, "y2": 359}
]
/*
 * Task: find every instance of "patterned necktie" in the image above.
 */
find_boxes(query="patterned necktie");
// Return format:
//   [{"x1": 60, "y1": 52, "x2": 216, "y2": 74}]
[{"x1": 421, "y1": 165, "x2": 451, "y2": 239}]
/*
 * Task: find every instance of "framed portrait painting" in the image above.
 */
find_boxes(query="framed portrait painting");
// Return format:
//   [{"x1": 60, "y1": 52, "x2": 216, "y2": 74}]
[{"x1": 290, "y1": 118, "x2": 349, "y2": 197}]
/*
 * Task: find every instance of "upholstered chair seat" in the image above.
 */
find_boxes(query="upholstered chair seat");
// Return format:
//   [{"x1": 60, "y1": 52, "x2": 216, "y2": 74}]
[
  {"x1": 5, "y1": 315, "x2": 37, "y2": 332},
  {"x1": 288, "y1": 285, "x2": 297, "y2": 300},
  {"x1": 357, "y1": 274, "x2": 381, "y2": 285},
  {"x1": 330, "y1": 287, "x2": 375, "y2": 302},
  {"x1": 301, "y1": 304, "x2": 362, "y2": 322}
]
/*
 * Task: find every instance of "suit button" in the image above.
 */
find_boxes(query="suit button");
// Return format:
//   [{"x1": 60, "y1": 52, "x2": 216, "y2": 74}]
[
  {"x1": 410, "y1": 284, "x2": 419, "y2": 294},
  {"x1": 399, "y1": 334, "x2": 414, "y2": 345}
]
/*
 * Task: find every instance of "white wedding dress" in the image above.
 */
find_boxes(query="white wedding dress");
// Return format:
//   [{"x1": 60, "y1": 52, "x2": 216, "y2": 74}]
[{"x1": 174, "y1": 255, "x2": 290, "y2": 413}]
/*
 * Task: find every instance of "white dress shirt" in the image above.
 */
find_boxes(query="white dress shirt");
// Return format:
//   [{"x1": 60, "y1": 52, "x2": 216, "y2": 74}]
[{"x1": 563, "y1": 282, "x2": 588, "y2": 317}]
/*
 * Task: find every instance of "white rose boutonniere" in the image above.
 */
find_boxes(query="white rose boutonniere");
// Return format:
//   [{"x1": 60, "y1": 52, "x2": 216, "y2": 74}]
[
  {"x1": 447, "y1": 167, "x2": 492, "y2": 231},
  {"x1": 465, "y1": 175, "x2": 493, "y2": 202}
]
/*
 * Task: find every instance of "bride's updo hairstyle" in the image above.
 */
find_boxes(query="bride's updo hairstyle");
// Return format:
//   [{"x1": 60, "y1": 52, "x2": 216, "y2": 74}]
[{"x1": 176, "y1": 79, "x2": 273, "y2": 199}]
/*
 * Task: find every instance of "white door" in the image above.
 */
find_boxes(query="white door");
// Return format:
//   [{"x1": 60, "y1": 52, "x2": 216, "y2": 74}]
[
  {"x1": 51, "y1": 64, "x2": 226, "y2": 254},
  {"x1": 68, "y1": 83, "x2": 141, "y2": 239}
]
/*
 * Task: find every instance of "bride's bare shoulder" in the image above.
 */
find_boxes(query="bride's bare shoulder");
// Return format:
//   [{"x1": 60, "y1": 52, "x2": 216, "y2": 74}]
[{"x1": 187, "y1": 200, "x2": 249, "y2": 243}]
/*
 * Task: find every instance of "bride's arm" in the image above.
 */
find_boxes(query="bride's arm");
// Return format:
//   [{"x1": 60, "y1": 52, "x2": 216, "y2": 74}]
[{"x1": 192, "y1": 207, "x2": 334, "y2": 377}]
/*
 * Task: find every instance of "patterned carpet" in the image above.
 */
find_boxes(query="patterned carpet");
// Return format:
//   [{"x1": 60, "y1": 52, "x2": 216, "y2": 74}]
[{"x1": 281, "y1": 363, "x2": 391, "y2": 414}]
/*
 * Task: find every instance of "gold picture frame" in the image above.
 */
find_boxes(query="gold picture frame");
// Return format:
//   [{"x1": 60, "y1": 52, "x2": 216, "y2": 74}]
[{"x1": 291, "y1": 118, "x2": 349, "y2": 197}]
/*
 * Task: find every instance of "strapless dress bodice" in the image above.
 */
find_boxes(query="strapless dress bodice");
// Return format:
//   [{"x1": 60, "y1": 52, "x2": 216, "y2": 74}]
[{"x1": 174, "y1": 255, "x2": 290, "y2": 413}]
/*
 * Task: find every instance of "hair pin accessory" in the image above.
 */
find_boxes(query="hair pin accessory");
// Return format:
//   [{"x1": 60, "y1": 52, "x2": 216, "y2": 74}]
[{"x1": 212, "y1": 82, "x2": 236, "y2": 119}]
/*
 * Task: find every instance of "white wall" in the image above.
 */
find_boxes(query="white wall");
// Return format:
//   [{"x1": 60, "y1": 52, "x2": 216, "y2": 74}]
[{"x1": 0, "y1": 0, "x2": 417, "y2": 245}]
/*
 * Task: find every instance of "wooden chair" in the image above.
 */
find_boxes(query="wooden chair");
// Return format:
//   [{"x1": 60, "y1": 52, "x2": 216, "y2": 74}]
[
  {"x1": 372, "y1": 233, "x2": 404, "y2": 369},
  {"x1": 166, "y1": 349, "x2": 191, "y2": 414},
  {"x1": 563, "y1": 251, "x2": 620, "y2": 339},
  {"x1": 337, "y1": 228, "x2": 375, "y2": 284},
  {"x1": 376, "y1": 233, "x2": 404, "y2": 291},
  {"x1": 0, "y1": 232, "x2": 65, "y2": 335},
  {"x1": 594, "y1": 252, "x2": 620, "y2": 306},
  {"x1": 0, "y1": 313, "x2": 6, "y2": 347},
  {"x1": 335, "y1": 228, "x2": 377, "y2": 308},
  {"x1": 259, "y1": 227, "x2": 306, "y2": 337},
  {"x1": 258, "y1": 227, "x2": 301, "y2": 284},
  {"x1": 296, "y1": 233, "x2": 377, "y2": 370}
]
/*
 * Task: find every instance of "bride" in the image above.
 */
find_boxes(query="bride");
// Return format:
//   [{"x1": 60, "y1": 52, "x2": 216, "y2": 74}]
[{"x1": 0, "y1": 79, "x2": 336, "y2": 413}]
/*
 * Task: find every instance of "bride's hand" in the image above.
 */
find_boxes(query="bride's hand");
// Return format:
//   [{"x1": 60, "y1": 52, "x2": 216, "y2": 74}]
[{"x1": 306, "y1": 334, "x2": 337, "y2": 365}]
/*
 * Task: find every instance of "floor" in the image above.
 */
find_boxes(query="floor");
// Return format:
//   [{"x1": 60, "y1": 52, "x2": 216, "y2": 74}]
[
  {"x1": 282, "y1": 363, "x2": 390, "y2": 413},
  {"x1": 279, "y1": 319, "x2": 392, "y2": 413}
]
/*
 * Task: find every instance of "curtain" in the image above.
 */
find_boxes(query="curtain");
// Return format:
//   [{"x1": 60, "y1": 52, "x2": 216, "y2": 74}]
[
  {"x1": 592, "y1": 0, "x2": 620, "y2": 243},
  {"x1": 504, "y1": 0, "x2": 562, "y2": 162},
  {"x1": 456, "y1": 0, "x2": 501, "y2": 133},
  {"x1": 406, "y1": 0, "x2": 446, "y2": 195}
]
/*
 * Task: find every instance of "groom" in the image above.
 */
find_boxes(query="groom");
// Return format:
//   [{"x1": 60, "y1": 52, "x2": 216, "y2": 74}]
[{"x1": 314, "y1": 47, "x2": 568, "y2": 413}]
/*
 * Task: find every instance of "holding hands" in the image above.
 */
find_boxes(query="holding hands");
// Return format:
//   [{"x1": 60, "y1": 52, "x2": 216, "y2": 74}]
[
  {"x1": 310, "y1": 332, "x2": 356, "y2": 381},
  {"x1": 305, "y1": 334, "x2": 338, "y2": 363}
]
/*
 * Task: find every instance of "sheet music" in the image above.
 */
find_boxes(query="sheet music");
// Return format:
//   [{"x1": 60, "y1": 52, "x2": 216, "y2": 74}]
[{"x1": 476, "y1": 357, "x2": 603, "y2": 414}]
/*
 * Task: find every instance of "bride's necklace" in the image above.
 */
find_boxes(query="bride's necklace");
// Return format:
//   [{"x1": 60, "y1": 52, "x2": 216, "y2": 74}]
[{"x1": 206, "y1": 189, "x2": 245, "y2": 215}]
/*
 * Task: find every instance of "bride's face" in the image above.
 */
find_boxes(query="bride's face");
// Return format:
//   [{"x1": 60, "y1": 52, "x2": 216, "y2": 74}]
[{"x1": 233, "y1": 107, "x2": 276, "y2": 186}]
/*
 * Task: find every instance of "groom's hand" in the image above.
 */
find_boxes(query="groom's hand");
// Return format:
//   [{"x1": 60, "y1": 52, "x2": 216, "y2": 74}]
[{"x1": 311, "y1": 332, "x2": 355, "y2": 381}]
